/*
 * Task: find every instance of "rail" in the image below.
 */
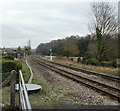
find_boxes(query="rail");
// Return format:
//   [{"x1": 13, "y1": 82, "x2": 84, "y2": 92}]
[
  {"x1": 19, "y1": 70, "x2": 32, "y2": 110},
  {"x1": 33, "y1": 58, "x2": 120, "y2": 101}
]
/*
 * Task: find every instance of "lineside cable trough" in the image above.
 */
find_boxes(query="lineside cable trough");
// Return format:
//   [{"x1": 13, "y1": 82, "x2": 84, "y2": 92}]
[
  {"x1": 15, "y1": 83, "x2": 42, "y2": 92},
  {"x1": 16, "y1": 58, "x2": 42, "y2": 93}
]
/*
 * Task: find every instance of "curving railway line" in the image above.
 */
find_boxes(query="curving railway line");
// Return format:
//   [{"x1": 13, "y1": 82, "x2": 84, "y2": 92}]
[
  {"x1": 31, "y1": 55, "x2": 120, "y2": 102},
  {"x1": 40, "y1": 56, "x2": 120, "y2": 82}
]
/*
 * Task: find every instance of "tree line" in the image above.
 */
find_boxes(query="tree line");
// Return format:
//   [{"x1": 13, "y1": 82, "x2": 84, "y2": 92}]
[
  {"x1": 36, "y1": 2, "x2": 118, "y2": 62},
  {"x1": 36, "y1": 34, "x2": 118, "y2": 61}
]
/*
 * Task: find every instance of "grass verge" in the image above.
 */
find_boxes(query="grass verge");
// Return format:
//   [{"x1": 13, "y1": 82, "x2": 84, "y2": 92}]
[
  {"x1": 1, "y1": 58, "x2": 30, "y2": 110},
  {"x1": 29, "y1": 76, "x2": 63, "y2": 108},
  {"x1": 0, "y1": 87, "x2": 10, "y2": 108},
  {"x1": 54, "y1": 59, "x2": 118, "y2": 76},
  {"x1": 22, "y1": 58, "x2": 31, "y2": 83},
  {"x1": 28, "y1": 73, "x2": 77, "y2": 108}
]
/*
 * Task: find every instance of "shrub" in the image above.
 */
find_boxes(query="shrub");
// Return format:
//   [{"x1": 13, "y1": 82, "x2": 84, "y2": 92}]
[
  {"x1": 2, "y1": 59, "x2": 22, "y2": 73},
  {"x1": 2, "y1": 55, "x2": 14, "y2": 60},
  {"x1": 89, "y1": 58, "x2": 100, "y2": 65},
  {"x1": 83, "y1": 57, "x2": 99, "y2": 65},
  {"x1": 110, "y1": 60, "x2": 117, "y2": 68},
  {"x1": 82, "y1": 57, "x2": 88, "y2": 61},
  {"x1": 15, "y1": 60, "x2": 22, "y2": 71},
  {"x1": 77, "y1": 57, "x2": 81, "y2": 62}
]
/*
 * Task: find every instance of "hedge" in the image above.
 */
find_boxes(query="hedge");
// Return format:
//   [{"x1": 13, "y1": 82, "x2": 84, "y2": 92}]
[
  {"x1": 77, "y1": 57, "x2": 119, "y2": 68},
  {"x1": 2, "y1": 55, "x2": 14, "y2": 60},
  {"x1": 2, "y1": 59, "x2": 22, "y2": 73}
]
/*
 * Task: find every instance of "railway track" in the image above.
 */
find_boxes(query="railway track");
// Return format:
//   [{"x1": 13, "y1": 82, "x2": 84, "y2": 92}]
[
  {"x1": 32, "y1": 56, "x2": 120, "y2": 102},
  {"x1": 39, "y1": 56, "x2": 120, "y2": 82}
]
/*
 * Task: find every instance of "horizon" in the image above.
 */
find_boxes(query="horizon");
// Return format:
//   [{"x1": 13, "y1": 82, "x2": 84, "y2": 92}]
[{"x1": 0, "y1": 34, "x2": 90, "y2": 49}]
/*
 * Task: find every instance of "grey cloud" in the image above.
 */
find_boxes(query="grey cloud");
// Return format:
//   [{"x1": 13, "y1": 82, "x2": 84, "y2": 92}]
[{"x1": 1, "y1": 1, "x2": 118, "y2": 48}]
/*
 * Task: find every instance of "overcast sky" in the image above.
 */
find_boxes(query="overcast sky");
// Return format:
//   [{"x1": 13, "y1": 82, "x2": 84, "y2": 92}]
[{"x1": 0, "y1": 0, "x2": 118, "y2": 49}]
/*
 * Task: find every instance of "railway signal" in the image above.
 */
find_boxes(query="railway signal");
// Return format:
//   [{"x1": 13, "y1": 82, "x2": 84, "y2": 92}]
[{"x1": 50, "y1": 49, "x2": 52, "y2": 61}]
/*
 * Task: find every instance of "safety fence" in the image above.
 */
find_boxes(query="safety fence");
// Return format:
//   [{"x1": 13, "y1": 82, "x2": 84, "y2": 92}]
[
  {"x1": 19, "y1": 70, "x2": 32, "y2": 110},
  {"x1": 0, "y1": 70, "x2": 32, "y2": 110}
]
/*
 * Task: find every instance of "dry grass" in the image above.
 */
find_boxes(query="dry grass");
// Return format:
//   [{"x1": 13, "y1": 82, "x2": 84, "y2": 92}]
[
  {"x1": 0, "y1": 87, "x2": 10, "y2": 108},
  {"x1": 54, "y1": 59, "x2": 118, "y2": 76}
]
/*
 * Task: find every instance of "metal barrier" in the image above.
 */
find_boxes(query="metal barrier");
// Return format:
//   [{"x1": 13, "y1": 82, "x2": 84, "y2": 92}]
[{"x1": 19, "y1": 70, "x2": 32, "y2": 110}]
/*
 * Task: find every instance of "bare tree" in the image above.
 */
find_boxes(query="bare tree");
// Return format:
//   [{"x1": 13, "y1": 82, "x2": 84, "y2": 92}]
[
  {"x1": 89, "y1": 2, "x2": 118, "y2": 35},
  {"x1": 89, "y1": 2, "x2": 118, "y2": 61}
]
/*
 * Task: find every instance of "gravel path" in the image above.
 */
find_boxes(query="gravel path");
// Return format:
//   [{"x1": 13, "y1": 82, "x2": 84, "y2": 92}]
[{"x1": 27, "y1": 55, "x2": 119, "y2": 106}]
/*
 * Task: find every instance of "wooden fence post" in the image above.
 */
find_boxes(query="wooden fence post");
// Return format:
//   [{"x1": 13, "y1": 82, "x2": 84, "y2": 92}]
[{"x1": 10, "y1": 70, "x2": 17, "y2": 109}]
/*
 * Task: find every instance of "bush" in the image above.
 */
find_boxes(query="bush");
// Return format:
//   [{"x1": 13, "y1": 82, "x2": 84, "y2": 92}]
[
  {"x1": 110, "y1": 60, "x2": 117, "y2": 68},
  {"x1": 2, "y1": 59, "x2": 22, "y2": 73},
  {"x1": 82, "y1": 57, "x2": 100, "y2": 65},
  {"x1": 2, "y1": 55, "x2": 14, "y2": 60},
  {"x1": 15, "y1": 60, "x2": 22, "y2": 71},
  {"x1": 88, "y1": 58, "x2": 99, "y2": 65},
  {"x1": 82, "y1": 57, "x2": 88, "y2": 61},
  {"x1": 77, "y1": 57, "x2": 81, "y2": 62}
]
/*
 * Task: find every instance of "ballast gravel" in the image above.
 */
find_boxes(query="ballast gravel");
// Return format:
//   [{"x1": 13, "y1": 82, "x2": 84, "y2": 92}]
[{"x1": 27, "y1": 56, "x2": 119, "y2": 106}]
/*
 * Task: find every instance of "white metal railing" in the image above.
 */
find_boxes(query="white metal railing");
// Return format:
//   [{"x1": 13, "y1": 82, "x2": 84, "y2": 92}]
[{"x1": 19, "y1": 70, "x2": 32, "y2": 111}]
